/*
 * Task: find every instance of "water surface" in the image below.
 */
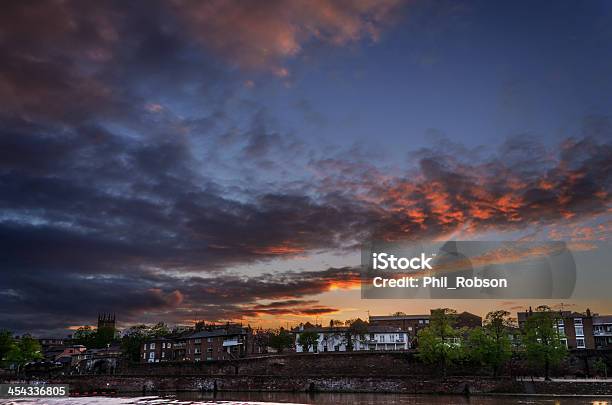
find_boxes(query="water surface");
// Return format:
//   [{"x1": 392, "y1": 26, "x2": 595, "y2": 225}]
[{"x1": 1, "y1": 392, "x2": 610, "y2": 405}]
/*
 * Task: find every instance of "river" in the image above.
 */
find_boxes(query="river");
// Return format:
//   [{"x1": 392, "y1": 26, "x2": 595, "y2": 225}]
[{"x1": 0, "y1": 392, "x2": 610, "y2": 405}]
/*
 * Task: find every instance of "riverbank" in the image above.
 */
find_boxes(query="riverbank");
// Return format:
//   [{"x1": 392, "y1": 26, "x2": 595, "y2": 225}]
[{"x1": 46, "y1": 374, "x2": 612, "y2": 396}]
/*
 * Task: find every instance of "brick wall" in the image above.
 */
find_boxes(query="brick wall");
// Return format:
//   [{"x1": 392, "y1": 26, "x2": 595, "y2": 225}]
[{"x1": 55, "y1": 374, "x2": 612, "y2": 396}]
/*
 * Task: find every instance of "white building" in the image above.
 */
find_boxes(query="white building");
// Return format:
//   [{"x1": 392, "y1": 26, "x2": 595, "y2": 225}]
[{"x1": 294, "y1": 325, "x2": 409, "y2": 353}]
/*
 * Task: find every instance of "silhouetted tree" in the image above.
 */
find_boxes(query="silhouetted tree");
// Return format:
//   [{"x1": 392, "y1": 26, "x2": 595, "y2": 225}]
[
  {"x1": 298, "y1": 331, "x2": 319, "y2": 352},
  {"x1": 522, "y1": 306, "x2": 567, "y2": 380},
  {"x1": 268, "y1": 328, "x2": 293, "y2": 353}
]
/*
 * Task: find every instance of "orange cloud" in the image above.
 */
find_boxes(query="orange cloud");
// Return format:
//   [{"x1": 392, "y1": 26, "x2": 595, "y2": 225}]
[
  {"x1": 173, "y1": 0, "x2": 404, "y2": 74},
  {"x1": 253, "y1": 243, "x2": 306, "y2": 256}
]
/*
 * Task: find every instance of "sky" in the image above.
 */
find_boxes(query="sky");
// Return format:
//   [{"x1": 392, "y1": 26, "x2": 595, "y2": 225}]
[{"x1": 0, "y1": 0, "x2": 611, "y2": 336}]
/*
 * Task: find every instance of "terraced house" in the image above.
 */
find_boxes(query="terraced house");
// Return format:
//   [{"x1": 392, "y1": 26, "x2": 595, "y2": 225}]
[
  {"x1": 293, "y1": 325, "x2": 410, "y2": 353},
  {"x1": 593, "y1": 315, "x2": 612, "y2": 349},
  {"x1": 517, "y1": 308, "x2": 595, "y2": 350},
  {"x1": 141, "y1": 325, "x2": 253, "y2": 363}
]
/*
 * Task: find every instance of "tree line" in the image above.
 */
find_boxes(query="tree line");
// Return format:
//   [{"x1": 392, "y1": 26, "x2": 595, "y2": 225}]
[
  {"x1": 416, "y1": 306, "x2": 567, "y2": 380},
  {"x1": 0, "y1": 331, "x2": 43, "y2": 373}
]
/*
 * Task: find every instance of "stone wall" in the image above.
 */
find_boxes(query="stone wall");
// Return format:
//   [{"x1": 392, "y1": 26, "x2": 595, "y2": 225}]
[
  {"x1": 120, "y1": 350, "x2": 612, "y2": 378},
  {"x1": 17, "y1": 349, "x2": 609, "y2": 395},
  {"x1": 119, "y1": 351, "x2": 486, "y2": 377},
  {"x1": 55, "y1": 374, "x2": 612, "y2": 396}
]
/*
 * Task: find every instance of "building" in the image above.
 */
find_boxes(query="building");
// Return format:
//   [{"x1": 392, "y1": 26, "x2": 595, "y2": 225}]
[
  {"x1": 141, "y1": 337, "x2": 174, "y2": 363},
  {"x1": 55, "y1": 345, "x2": 87, "y2": 367},
  {"x1": 97, "y1": 313, "x2": 116, "y2": 330},
  {"x1": 177, "y1": 325, "x2": 252, "y2": 361},
  {"x1": 369, "y1": 310, "x2": 482, "y2": 338},
  {"x1": 140, "y1": 324, "x2": 253, "y2": 363},
  {"x1": 517, "y1": 308, "x2": 595, "y2": 350},
  {"x1": 77, "y1": 344, "x2": 122, "y2": 374},
  {"x1": 369, "y1": 314, "x2": 430, "y2": 338},
  {"x1": 293, "y1": 325, "x2": 409, "y2": 353},
  {"x1": 455, "y1": 311, "x2": 484, "y2": 329},
  {"x1": 38, "y1": 337, "x2": 66, "y2": 347},
  {"x1": 593, "y1": 315, "x2": 612, "y2": 349},
  {"x1": 37, "y1": 337, "x2": 68, "y2": 361}
]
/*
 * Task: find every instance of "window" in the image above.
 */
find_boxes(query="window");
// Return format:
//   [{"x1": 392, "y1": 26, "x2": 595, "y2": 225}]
[
  {"x1": 143, "y1": 352, "x2": 146, "y2": 359},
  {"x1": 150, "y1": 343, "x2": 155, "y2": 349},
  {"x1": 167, "y1": 343, "x2": 172, "y2": 348},
  {"x1": 574, "y1": 318, "x2": 583, "y2": 325},
  {"x1": 575, "y1": 325, "x2": 584, "y2": 336},
  {"x1": 162, "y1": 342, "x2": 165, "y2": 349},
  {"x1": 143, "y1": 344, "x2": 147, "y2": 350},
  {"x1": 207, "y1": 347, "x2": 213, "y2": 352},
  {"x1": 194, "y1": 339, "x2": 201, "y2": 344},
  {"x1": 161, "y1": 351, "x2": 165, "y2": 358},
  {"x1": 149, "y1": 352, "x2": 155, "y2": 359},
  {"x1": 425, "y1": 320, "x2": 429, "y2": 324},
  {"x1": 576, "y1": 338, "x2": 585, "y2": 349},
  {"x1": 208, "y1": 338, "x2": 212, "y2": 342}
]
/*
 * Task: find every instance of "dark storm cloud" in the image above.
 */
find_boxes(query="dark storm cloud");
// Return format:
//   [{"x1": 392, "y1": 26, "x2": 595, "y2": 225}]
[
  {"x1": 0, "y1": 263, "x2": 356, "y2": 334},
  {"x1": 1, "y1": 112, "x2": 610, "y2": 333}
]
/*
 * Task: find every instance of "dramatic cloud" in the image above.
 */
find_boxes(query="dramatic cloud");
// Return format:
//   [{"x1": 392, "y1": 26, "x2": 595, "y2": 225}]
[
  {"x1": 174, "y1": 0, "x2": 404, "y2": 74},
  {"x1": 0, "y1": 1, "x2": 610, "y2": 334},
  {"x1": 1, "y1": 110, "x2": 610, "y2": 333}
]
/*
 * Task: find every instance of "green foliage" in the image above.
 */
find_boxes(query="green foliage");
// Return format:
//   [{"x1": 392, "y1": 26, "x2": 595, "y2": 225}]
[
  {"x1": 95, "y1": 326, "x2": 116, "y2": 348},
  {"x1": 345, "y1": 318, "x2": 369, "y2": 351},
  {"x1": 121, "y1": 325, "x2": 150, "y2": 363},
  {"x1": 467, "y1": 310, "x2": 513, "y2": 377},
  {"x1": 298, "y1": 330, "x2": 319, "y2": 352},
  {"x1": 416, "y1": 308, "x2": 462, "y2": 376},
  {"x1": 522, "y1": 306, "x2": 567, "y2": 380},
  {"x1": 268, "y1": 328, "x2": 293, "y2": 353},
  {"x1": 593, "y1": 358, "x2": 608, "y2": 378},
  {"x1": 6, "y1": 336, "x2": 42, "y2": 370},
  {"x1": 149, "y1": 322, "x2": 171, "y2": 338},
  {"x1": 120, "y1": 323, "x2": 171, "y2": 363},
  {"x1": 0, "y1": 330, "x2": 13, "y2": 366},
  {"x1": 72, "y1": 326, "x2": 97, "y2": 347}
]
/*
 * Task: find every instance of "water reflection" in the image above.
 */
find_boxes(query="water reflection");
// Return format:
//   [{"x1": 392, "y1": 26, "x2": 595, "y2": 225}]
[
  {"x1": 0, "y1": 393, "x2": 608, "y2": 405},
  {"x1": 175, "y1": 391, "x2": 607, "y2": 405}
]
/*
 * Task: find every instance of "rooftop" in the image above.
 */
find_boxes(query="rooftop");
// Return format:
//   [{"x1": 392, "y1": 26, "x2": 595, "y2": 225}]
[
  {"x1": 370, "y1": 315, "x2": 430, "y2": 320},
  {"x1": 182, "y1": 327, "x2": 248, "y2": 339},
  {"x1": 593, "y1": 315, "x2": 612, "y2": 325}
]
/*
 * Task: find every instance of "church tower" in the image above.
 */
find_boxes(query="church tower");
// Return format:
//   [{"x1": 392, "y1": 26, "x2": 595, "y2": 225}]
[{"x1": 97, "y1": 313, "x2": 116, "y2": 330}]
